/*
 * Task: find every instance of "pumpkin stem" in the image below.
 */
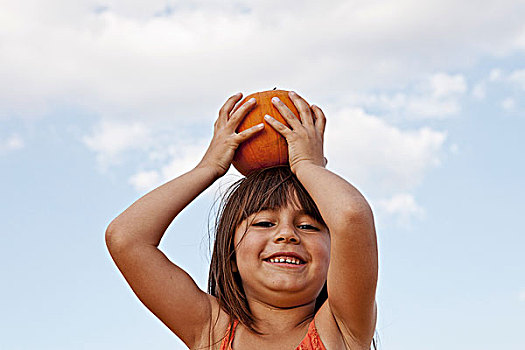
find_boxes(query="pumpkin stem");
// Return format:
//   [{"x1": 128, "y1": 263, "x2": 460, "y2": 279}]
[{"x1": 273, "y1": 87, "x2": 277, "y2": 90}]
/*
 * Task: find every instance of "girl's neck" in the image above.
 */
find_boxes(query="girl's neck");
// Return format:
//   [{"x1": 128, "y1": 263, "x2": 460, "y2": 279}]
[{"x1": 246, "y1": 298, "x2": 316, "y2": 334}]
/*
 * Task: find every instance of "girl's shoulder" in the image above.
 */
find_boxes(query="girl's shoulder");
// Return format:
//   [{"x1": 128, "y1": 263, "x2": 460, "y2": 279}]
[
  {"x1": 192, "y1": 294, "x2": 231, "y2": 350},
  {"x1": 314, "y1": 301, "x2": 372, "y2": 350},
  {"x1": 196, "y1": 299, "x2": 370, "y2": 350}
]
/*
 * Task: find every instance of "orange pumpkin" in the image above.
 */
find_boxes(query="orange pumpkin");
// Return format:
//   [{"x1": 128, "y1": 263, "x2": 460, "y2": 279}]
[{"x1": 232, "y1": 89, "x2": 302, "y2": 176}]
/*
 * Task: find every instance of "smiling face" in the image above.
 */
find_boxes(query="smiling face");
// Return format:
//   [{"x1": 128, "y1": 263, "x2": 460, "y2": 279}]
[
  {"x1": 233, "y1": 200, "x2": 330, "y2": 308},
  {"x1": 208, "y1": 166, "x2": 329, "y2": 330}
]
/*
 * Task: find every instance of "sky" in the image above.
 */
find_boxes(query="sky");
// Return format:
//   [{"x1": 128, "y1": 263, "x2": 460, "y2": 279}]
[{"x1": 1, "y1": 0, "x2": 524, "y2": 349}]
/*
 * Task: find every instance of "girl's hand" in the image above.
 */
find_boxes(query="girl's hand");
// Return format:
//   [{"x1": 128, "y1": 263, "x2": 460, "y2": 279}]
[
  {"x1": 264, "y1": 91, "x2": 327, "y2": 174},
  {"x1": 197, "y1": 93, "x2": 264, "y2": 178}
]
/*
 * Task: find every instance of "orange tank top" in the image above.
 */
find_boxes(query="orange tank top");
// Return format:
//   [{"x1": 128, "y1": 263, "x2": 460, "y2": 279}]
[{"x1": 219, "y1": 319, "x2": 327, "y2": 350}]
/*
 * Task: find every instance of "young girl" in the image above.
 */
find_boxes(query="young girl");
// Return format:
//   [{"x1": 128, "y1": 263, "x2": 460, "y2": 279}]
[{"x1": 106, "y1": 91, "x2": 378, "y2": 349}]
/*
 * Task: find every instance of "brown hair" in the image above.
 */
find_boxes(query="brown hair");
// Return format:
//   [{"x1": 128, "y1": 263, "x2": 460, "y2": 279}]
[{"x1": 207, "y1": 166, "x2": 328, "y2": 334}]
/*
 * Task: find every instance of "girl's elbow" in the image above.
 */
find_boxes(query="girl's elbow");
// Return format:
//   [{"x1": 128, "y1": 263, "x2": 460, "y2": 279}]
[
  {"x1": 344, "y1": 200, "x2": 374, "y2": 222},
  {"x1": 105, "y1": 220, "x2": 128, "y2": 251}
]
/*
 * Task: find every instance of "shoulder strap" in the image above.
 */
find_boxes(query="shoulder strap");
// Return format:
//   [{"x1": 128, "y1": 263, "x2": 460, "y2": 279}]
[
  {"x1": 296, "y1": 318, "x2": 327, "y2": 350},
  {"x1": 219, "y1": 320, "x2": 239, "y2": 350}
]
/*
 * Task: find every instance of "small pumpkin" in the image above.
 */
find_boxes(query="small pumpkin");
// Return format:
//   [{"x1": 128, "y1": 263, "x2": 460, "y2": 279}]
[{"x1": 232, "y1": 89, "x2": 302, "y2": 176}]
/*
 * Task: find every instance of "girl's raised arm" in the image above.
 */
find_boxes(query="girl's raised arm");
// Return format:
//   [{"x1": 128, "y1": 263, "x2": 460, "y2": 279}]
[
  {"x1": 295, "y1": 163, "x2": 378, "y2": 347},
  {"x1": 266, "y1": 92, "x2": 378, "y2": 347},
  {"x1": 105, "y1": 93, "x2": 263, "y2": 348}
]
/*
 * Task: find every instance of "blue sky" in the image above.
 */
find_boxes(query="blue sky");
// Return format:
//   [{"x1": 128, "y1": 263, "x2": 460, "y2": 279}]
[{"x1": 1, "y1": 1, "x2": 524, "y2": 349}]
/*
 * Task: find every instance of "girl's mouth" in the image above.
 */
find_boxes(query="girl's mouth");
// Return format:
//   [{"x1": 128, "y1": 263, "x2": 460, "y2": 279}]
[{"x1": 263, "y1": 256, "x2": 306, "y2": 266}]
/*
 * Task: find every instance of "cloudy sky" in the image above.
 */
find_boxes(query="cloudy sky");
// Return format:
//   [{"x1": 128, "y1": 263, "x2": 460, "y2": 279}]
[{"x1": 1, "y1": 1, "x2": 524, "y2": 349}]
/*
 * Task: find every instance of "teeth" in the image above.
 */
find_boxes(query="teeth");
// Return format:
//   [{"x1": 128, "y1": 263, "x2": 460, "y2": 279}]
[{"x1": 268, "y1": 257, "x2": 303, "y2": 265}]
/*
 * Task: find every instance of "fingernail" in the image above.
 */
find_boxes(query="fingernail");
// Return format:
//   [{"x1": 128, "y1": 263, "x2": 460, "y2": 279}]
[
  {"x1": 289, "y1": 91, "x2": 296, "y2": 96},
  {"x1": 264, "y1": 114, "x2": 273, "y2": 120},
  {"x1": 255, "y1": 123, "x2": 264, "y2": 128},
  {"x1": 249, "y1": 98, "x2": 256, "y2": 103},
  {"x1": 271, "y1": 97, "x2": 280, "y2": 103}
]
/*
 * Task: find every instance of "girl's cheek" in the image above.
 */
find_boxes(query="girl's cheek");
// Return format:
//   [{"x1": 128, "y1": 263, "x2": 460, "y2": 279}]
[
  {"x1": 235, "y1": 232, "x2": 264, "y2": 260},
  {"x1": 316, "y1": 237, "x2": 331, "y2": 266}
]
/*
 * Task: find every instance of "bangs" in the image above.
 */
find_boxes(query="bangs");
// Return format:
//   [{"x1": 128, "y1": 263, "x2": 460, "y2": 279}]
[{"x1": 231, "y1": 166, "x2": 326, "y2": 228}]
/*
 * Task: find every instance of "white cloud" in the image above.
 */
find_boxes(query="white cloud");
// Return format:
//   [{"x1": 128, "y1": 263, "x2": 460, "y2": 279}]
[
  {"x1": 405, "y1": 96, "x2": 462, "y2": 118},
  {"x1": 127, "y1": 138, "x2": 210, "y2": 192},
  {"x1": 1, "y1": 1, "x2": 525, "y2": 121},
  {"x1": 375, "y1": 193, "x2": 425, "y2": 226},
  {"x1": 472, "y1": 83, "x2": 486, "y2": 100},
  {"x1": 470, "y1": 67, "x2": 525, "y2": 103},
  {"x1": 508, "y1": 69, "x2": 525, "y2": 90},
  {"x1": 128, "y1": 170, "x2": 161, "y2": 192},
  {"x1": 489, "y1": 68, "x2": 504, "y2": 82},
  {"x1": 408, "y1": 73, "x2": 467, "y2": 117},
  {"x1": 429, "y1": 73, "x2": 467, "y2": 98},
  {"x1": 325, "y1": 107, "x2": 446, "y2": 196},
  {"x1": 502, "y1": 97, "x2": 516, "y2": 111},
  {"x1": 347, "y1": 73, "x2": 467, "y2": 119},
  {"x1": 0, "y1": 134, "x2": 24, "y2": 153},
  {"x1": 82, "y1": 120, "x2": 153, "y2": 168}
]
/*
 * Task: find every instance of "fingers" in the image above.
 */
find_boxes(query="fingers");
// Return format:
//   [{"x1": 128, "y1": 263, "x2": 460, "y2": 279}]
[
  {"x1": 264, "y1": 114, "x2": 293, "y2": 138},
  {"x1": 288, "y1": 91, "x2": 314, "y2": 127},
  {"x1": 311, "y1": 104, "x2": 326, "y2": 135},
  {"x1": 271, "y1": 96, "x2": 302, "y2": 130},
  {"x1": 235, "y1": 123, "x2": 265, "y2": 143},
  {"x1": 228, "y1": 97, "x2": 257, "y2": 127},
  {"x1": 218, "y1": 93, "x2": 243, "y2": 127},
  {"x1": 230, "y1": 97, "x2": 245, "y2": 116}
]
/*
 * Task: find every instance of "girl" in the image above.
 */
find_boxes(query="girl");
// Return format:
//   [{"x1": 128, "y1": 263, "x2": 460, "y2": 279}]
[{"x1": 106, "y1": 91, "x2": 378, "y2": 349}]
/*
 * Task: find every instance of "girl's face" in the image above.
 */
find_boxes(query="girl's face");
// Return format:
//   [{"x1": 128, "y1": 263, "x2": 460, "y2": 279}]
[{"x1": 233, "y1": 201, "x2": 330, "y2": 308}]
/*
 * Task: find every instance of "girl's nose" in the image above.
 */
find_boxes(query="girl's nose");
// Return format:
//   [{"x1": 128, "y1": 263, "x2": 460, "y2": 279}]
[{"x1": 274, "y1": 229, "x2": 301, "y2": 244}]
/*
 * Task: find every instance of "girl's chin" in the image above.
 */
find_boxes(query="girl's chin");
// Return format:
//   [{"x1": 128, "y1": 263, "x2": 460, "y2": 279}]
[
  {"x1": 255, "y1": 291, "x2": 318, "y2": 309},
  {"x1": 264, "y1": 281, "x2": 315, "y2": 295}
]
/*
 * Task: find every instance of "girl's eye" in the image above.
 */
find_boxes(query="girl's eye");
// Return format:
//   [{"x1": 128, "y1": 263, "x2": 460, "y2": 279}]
[
  {"x1": 252, "y1": 222, "x2": 319, "y2": 230},
  {"x1": 298, "y1": 224, "x2": 319, "y2": 231},
  {"x1": 253, "y1": 221, "x2": 274, "y2": 227}
]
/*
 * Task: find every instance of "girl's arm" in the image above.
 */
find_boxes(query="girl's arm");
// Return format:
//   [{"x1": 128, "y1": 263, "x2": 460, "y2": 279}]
[
  {"x1": 105, "y1": 93, "x2": 262, "y2": 348},
  {"x1": 106, "y1": 165, "x2": 220, "y2": 347},
  {"x1": 295, "y1": 163, "x2": 378, "y2": 345},
  {"x1": 266, "y1": 92, "x2": 378, "y2": 346}
]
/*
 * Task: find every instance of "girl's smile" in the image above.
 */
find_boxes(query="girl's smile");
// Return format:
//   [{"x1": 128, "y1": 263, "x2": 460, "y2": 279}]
[
  {"x1": 264, "y1": 251, "x2": 307, "y2": 267},
  {"x1": 233, "y1": 202, "x2": 330, "y2": 306}
]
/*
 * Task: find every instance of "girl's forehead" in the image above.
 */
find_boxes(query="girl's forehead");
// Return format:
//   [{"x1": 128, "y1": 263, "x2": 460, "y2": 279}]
[
  {"x1": 251, "y1": 194, "x2": 307, "y2": 214},
  {"x1": 261, "y1": 189, "x2": 303, "y2": 210},
  {"x1": 237, "y1": 185, "x2": 324, "y2": 224},
  {"x1": 245, "y1": 206, "x2": 316, "y2": 223},
  {"x1": 257, "y1": 204, "x2": 307, "y2": 214}
]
